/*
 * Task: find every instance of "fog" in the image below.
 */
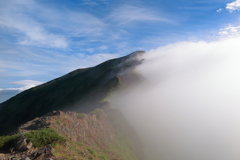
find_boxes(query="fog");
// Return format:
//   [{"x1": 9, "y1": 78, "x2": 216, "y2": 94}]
[{"x1": 110, "y1": 36, "x2": 240, "y2": 160}]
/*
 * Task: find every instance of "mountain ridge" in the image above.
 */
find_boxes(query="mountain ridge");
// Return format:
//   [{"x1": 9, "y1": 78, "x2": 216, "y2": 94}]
[{"x1": 0, "y1": 50, "x2": 145, "y2": 136}]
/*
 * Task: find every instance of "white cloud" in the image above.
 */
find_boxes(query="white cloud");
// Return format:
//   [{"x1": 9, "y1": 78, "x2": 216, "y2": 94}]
[
  {"x1": 0, "y1": 0, "x2": 68, "y2": 48},
  {"x1": 0, "y1": 80, "x2": 44, "y2": 103},
  {"x1": 85, "y1": 48, "x2": 95, "y2": 52},
  {"x1": 216, "y1": 8, "x2": 222, "y2": 13},
  {"x1": 109, "y1": 5, "x2": 174, "y2": 24},
  {"x1": 218, "y1": 24, "x2": 240, "y2": 37},
  {"x1": 0, "y1": 0, "x2": 105, "y2": 48},
  {"x1": 10, "y1": 80, "x2": 44, "y2": 91},
  {"x1": 0, "y1": 43, "x2": 121, "y2": 79},
  {"x1": 81, "y1": 0, "x2": 109, "y2": 6},
  {"x1": 99, "y1": 45, "x2": 108, "y2": 50},
  {"x1": 226, "y1": 0, "x2": 240, "y2": 12},
  {"x1": 82, "y1": 0, "x2": 98, "y2": 6}
]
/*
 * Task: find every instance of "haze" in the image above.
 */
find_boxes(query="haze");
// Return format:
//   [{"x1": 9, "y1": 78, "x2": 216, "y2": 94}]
[{"x1": 110, "y1": 36, "x2": 240, "y2": 160}]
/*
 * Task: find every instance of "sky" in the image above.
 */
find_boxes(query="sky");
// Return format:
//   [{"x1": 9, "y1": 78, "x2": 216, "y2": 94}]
[{"x1": 1, "y1": 0, "x2": 240, "y2": 102}]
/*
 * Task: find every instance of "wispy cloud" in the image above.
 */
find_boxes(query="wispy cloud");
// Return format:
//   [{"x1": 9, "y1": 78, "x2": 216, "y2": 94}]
[
  {"x1": 0, "y1": 0, "x2": 68, "y2": 48},
  {"x1": 226, "y1": 0, "x2": 240, "y2": 12},
  {"x1": 81, "y1": 0, "x2": 109, "y2": 6},
  {"x1": 108, "y1": 5, "x2": 174, "y2": 25},
  {"x1": 99, "y1": 45, "x2": 108, "y2": 50},
  {"x1": 0, "y1": 42, "x2": 121, "y2": 78},
  {"x1": 82, "y1": 0, "x2": 98, "y2": 6},
  {"x1": 216, "y1": 8, "x2": 223, "y2": 13},
  {"x1": 0, "y1": 0, "x2": 105, "y2": 48},
  {"x1": 10, "y1": 80, "x2": 44, "y2": 90},
  {"x1": 218, "y1": 24, "x2": 240, "y2": 38}
]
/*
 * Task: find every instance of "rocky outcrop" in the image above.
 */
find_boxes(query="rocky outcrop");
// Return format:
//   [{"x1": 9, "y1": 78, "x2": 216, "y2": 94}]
[
  {"x1": 11, "y1": 135, "x2": 32, "y2": 152},
  {"x1": 0, "y1": 136, "x2": 54, "y2": 160}
]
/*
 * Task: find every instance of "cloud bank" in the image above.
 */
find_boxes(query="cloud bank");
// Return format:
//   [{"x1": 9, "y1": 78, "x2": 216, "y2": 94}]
[{"x1": 110, "y1": 36, "x2": 240, "y2": 160}]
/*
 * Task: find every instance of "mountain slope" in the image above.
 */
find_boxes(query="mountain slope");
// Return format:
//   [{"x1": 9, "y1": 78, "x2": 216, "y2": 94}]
[{"x1": 0, "y1": 51, "x2": 145, "y2": 136}]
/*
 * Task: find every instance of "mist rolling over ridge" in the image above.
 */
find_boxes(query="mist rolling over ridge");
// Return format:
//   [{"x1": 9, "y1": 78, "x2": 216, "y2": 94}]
[
  {"x1": 110, "y1": 36, "x2": 240, "y2": 160},
  {"x1": 2, "y1": 0, "x2": 240, "y2": 159}
]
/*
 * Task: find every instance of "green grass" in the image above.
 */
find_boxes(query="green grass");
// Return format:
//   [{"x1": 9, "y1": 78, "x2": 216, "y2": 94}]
[
  {"x1": 25, "y1": 128, "x2": 65, "y2": 147},
  {"x1": 109, "y1": 133, "x2": 137, "y2": 160},
  {"x1": 56, "y1": 120, "x2": 61, "y2": 125},
  {"x1": 90, "y1": 108, "x2": 102, "y2": 118},
  {"x1": 0, "y1": 134, "x2": 19, "y2": 149},
  {"x1": 87, "y1": 148, "x2": 96, "y2": 156},
  {"x1": 98, "y1": 154, "x2": 108, "y2": 160},
  {"x1": 77, "y1": 113, "x2": 85, "y2": 119}
]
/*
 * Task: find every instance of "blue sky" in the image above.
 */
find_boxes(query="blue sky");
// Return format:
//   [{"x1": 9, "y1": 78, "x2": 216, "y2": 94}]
[{"x1": 1, "y1": 0, "x2": 240, "y2": 102}]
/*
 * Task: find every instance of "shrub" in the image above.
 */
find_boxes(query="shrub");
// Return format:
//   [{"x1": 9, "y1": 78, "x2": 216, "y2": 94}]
[
  {"x1": 0, "y1": 135, "x2": 19, "y2": 149},
  {"x1": 56, "y1": 120, "x2": 61, "y2": 125},
  {"x1": 77, "y1": 113, "x2": 85, "y2": 119},
  {"x1": 90, "y1": 108, "x2": 102, "y2": 118},
  {"x1": 25, "y1": 128, "x2": 65, "y2": 147}
]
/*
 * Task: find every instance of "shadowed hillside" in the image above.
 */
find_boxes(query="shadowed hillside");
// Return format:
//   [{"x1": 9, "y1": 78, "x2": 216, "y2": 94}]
[{"x1": 0, "y1": 51, "x2": 144, "y2": 136}]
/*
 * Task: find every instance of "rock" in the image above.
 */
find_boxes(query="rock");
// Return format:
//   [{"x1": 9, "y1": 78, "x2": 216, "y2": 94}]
[
  {"x1": 26, "y1": 142, "x2": 32, "y2": 150},
  {"x1": 10, "y1": 147, "x2": 14, "y2": 153},
  {"x1": 11, "y1": 157, "x2": 22, "y2": 160},
  {"x1": 14, "y1": 136, "x2": 27, "y2": 152},
  {"x1": 22, "y1": 157, "x2": 31, "y2": 160},
  {"x1": 30, "y1": 146, "x2": 53, "y2": 160},
  {"x1": 13, "y1": 136, "x2": 32, "y2": 152}
]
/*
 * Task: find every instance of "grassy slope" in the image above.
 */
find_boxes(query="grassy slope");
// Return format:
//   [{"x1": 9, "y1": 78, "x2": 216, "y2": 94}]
[
  {"x1": 40, "y1": 110, "x2": 141, "y2": 160},
  {"x1": 0, "y1": 51, "x2": 144, "y2": 136}
]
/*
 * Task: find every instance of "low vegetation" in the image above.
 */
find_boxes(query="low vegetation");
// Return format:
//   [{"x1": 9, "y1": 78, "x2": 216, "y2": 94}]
[
  {"x1": 56, "y1": 120, "x2": 61, "y2": 125},
  {"x1": 90, "y1": 108, "x2": 102, "y2": 118},
  {"x1": 77, "y1": 113, "x2": 85, "y2": 119},
  {"x1": 87, "y1": 148, "x2": 96, "y2": 156},
  {"x1": 25, "y1": 128, "x2": 65, "y2": 147},
  {"x1": 109, "y1": 133, "x2": 137, "y2": 160},
  {"x1": 0, "y1": 134, "x2": 19, "y2": 149}
]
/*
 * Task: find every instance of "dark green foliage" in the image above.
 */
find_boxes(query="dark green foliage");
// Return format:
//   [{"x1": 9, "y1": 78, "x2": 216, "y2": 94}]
[
  {"x1": 77, "y1": 113, "x2": 85, "y2": 119},
  {"x1": 25, "y1": 128, "x2": 65, "y2": 147},
  {"x1": 0, "y1": 134, "x2": 19, "y2": 149}
]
